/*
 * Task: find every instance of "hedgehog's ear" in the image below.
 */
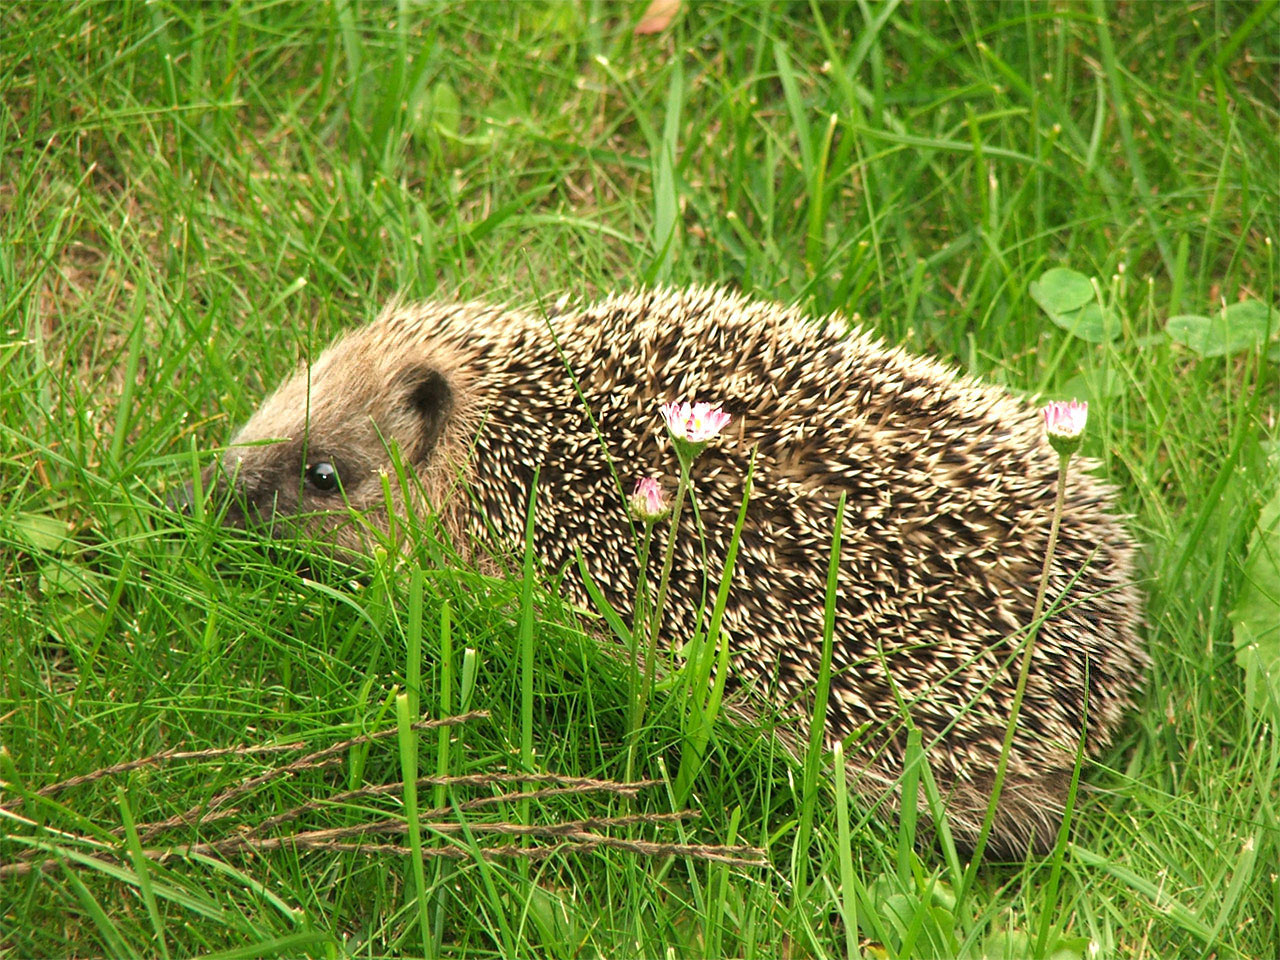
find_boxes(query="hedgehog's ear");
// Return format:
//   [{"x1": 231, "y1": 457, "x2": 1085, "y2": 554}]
[{"x1": 399, "y1": 366, "x2": 453, "y2": 457}]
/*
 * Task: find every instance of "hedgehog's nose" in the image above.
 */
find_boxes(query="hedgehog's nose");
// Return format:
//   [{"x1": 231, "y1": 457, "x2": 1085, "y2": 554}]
[
  {"x1": 167, "y1": 464, "x2": 224, "y2": 519},
  {"x1": 166, "y1": 482, "x2": 197, "y2": 516}
]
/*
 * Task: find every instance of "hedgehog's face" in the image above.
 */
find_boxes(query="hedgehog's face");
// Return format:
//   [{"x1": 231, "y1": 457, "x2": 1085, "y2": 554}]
[{"x1": 206, "y1": 334, "x2": 456, "y2": 552}]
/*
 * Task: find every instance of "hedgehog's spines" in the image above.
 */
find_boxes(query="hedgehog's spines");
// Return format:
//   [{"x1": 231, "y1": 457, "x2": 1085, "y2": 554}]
[{"x1": 219, "y1": 286, "x2": 1146, "y2": 857}]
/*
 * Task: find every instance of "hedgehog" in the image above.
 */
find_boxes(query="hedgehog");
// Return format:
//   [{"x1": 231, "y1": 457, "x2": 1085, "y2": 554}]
[{"x1": 210, "y1": 286, "x2": 1147, "y2": 857}]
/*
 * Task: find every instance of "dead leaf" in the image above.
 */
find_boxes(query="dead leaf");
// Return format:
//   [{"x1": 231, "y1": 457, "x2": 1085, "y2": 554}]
[{"x1": 635, "y1": 0, "x2": 681, "y2": 35}]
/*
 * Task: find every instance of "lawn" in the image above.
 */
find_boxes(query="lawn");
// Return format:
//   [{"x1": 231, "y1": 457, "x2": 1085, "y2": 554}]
[{"x1": 2, "y1": 1, "x2": 1277, "y2": 957}]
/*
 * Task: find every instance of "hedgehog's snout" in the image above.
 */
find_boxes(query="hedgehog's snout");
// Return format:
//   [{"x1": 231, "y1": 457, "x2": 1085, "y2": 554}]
[
  {"x1": 214, "y1": 483, "x2": 251, "y2": 528},
  {"x1": 164, "y1": 458, "x2": 261, "y2": 528},
  {"x1": 166, "y1": 481, "x2": 197, "y2": 516},
  {"x1": 164, "y1": 461, "x2": 226, "y2": 518},
  {"x1": 210, "y1": 460, "x2": 276, "y2": 529}
]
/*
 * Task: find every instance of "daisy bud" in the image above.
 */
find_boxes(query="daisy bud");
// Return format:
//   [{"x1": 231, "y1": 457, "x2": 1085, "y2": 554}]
[{"x1": 629, "y1": 477, "x2": 671, "y2": 523}]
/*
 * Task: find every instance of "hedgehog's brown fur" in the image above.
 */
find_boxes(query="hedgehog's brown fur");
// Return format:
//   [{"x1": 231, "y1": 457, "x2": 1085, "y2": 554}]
[{"x1": 216, "y1": 287, "x2": 1147, "y2": 857}]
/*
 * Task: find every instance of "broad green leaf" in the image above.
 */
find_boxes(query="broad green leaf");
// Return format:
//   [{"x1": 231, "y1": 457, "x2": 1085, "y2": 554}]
[
  {"x1": 1030, "y1": 269, "x2": 1121, "y2": 342},
  {"x1": 431, "y1": 81, "x2": 462, "y2": 140},
  {"x1": 1059, "y1": 367, "x2": 1128, "y2": 402},
  {"x1": 410, "y1": 80, "x2": 462, "y2": 147},
  {"x1": 1262, "y1": 440, "x2": 1280, "y2": 474},
  {"x1": 1051, "y1": 302, "x2": 1122, "y2": 343},
  {"x1": 1165, "y1": 315, "x2": 1212, "y2": 349},
  {"x1": 1230, "y1": 487, "x2": 1280, "y2": 721},
  {"x1": 1228, "y1": 299, "x2": 1278, "y2": 328},
  {"x1": 39, "y1": 559, "x2": 98, "y2": 596},
  {"x1": 1030, "y1": 268, "x2": 1094, "y2": 314},
  {"x1": 1166, "y1": 300, "x2": 1278, "y2": 357},
  {"x1": 4, "y1": 512, "x2": 71, "y2": 552}
]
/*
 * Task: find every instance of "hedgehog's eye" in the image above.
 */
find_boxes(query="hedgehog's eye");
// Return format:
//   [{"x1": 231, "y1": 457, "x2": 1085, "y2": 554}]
[{"x1": 305, "y1": 461, "x2": 341, "y2": 493}]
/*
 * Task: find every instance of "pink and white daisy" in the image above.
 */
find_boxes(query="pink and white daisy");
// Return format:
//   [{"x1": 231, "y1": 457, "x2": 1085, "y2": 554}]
[{"x1": 659, "y1": 400, "x2": 731, "y2": 445}]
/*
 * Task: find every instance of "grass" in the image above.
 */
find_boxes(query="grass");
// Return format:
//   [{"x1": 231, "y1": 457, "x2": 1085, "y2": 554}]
[{"x1": 2, "y1": 1, "x2": 1278, "y2": 956}]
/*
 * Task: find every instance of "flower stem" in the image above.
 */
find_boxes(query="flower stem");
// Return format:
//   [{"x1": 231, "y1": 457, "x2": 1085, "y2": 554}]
[
  {"x1": 633, "y1": 458, "x2": 691, "y2": 737},
  {"x1": 962, "y1": 450, "x2": 1071, "y2": 890},
  {"x1": 627, "y1": 523, "x2": 654, "y2": 735},
  {"x1": 1029, "y1": 453, "x2": 1071, "y2": 627}
]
